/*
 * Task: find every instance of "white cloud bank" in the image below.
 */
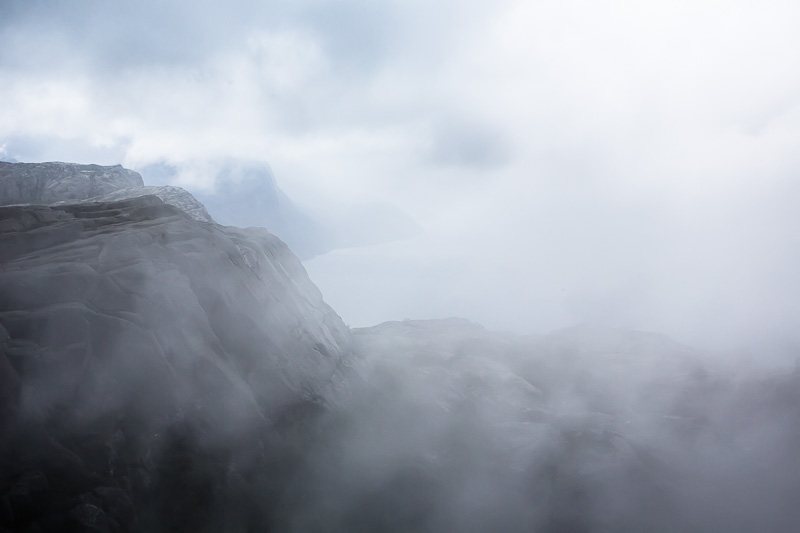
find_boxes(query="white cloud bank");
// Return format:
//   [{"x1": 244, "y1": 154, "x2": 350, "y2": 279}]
[{"x1": 2, "y1": 0, "x2": 800, "y2": 351}]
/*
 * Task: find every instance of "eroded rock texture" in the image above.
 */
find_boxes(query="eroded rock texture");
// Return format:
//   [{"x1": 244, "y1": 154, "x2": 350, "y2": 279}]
[
  {"x1": 0, "y1": 162, "x2": 144, "y2": 205},
  {"x1": 61, "y1": 185, "x2": 215, "y2": 224},
  {"x1": 0, "y1": 162, "x2": 212, "y2": 225},
  {"x1": 0, "y1": 196, "x2": 351, "y2": 532}
]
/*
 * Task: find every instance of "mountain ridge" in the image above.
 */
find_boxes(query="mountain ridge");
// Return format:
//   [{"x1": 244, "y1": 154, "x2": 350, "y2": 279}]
[
  {"x1": 1, "y1": 161, "x2": 800, "y2": 532},
  {"x1": 0, "y1": 193, "x2": 352, "y2": 531}
]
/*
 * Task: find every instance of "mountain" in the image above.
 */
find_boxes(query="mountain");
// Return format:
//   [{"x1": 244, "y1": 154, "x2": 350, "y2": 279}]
[
  {"x1": 139, "y1": 161, "x2": 330, "y2": 259},
  {"x1": 76, "y1": 185, "x2": 214, "y2": 223},
  {"x1": 0, "y1": 160, "x2": 418, "y2": 260},
  {"x1": 2, "y1": 161, "x2": 800, "y2": 532},
  {"x1": 0, "y1": 162, "x2": 143, "y2": 205},
  {"x1": 0, "y1": 162, "x2": 212, "y2": 224},
  {"x1": 139, "y1": 160, "x2": 419, "y2": 259},
  {"x1": 0, "y1": 195, "x2": 351, "y2": 531},
  {"x1": 286, "y1": 320, "x2": 693, "y2": 532},
  {"x1": 278, "y1": 320, "x2": 800, "y2": 533}
]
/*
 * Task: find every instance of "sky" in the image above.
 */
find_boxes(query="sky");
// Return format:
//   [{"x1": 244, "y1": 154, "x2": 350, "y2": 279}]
[{"x1": 2, "y1": 0, "x2": 800, "y2": 351}]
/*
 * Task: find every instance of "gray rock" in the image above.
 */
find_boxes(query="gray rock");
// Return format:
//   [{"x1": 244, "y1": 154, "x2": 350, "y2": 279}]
[
  {"x1": 0, "y1": 162, "x2": 143, "y2": 205},
  {"x1": 69, "y1": 503, "x2": 117, "y2": 532},
  {"x1": 0, "y1": 195, "x2": 351, "y2": 431},
  {"x1": 0, "y1": 193, "x2": 354, "y2": 530},
  {"x1": 0, "y1": 161, "x2": 215, "y2": 225},
  {"x1": 92, "y1": 487, "x2": 134, "y2": 524},
  {"x1": 78, "y1": 185, "x2": 214, "y2": 223}
]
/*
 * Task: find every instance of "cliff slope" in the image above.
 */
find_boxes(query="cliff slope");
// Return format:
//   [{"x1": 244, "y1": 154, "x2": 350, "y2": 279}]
[{"x1": 0, "y1": 195, "x2": 351, "y2": 531}]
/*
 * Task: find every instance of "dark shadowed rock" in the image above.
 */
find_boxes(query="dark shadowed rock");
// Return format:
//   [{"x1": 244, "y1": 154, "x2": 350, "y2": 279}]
[{"x1": 0, "y1": 195, "x2": 351, "y2": 532}]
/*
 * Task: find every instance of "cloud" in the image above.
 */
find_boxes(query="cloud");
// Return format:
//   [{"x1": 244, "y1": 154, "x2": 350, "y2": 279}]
[
  {"x1": 426, "y1": 117, "x2": 510, "y2": 169},
  {"x1": 2, "y1": 0, "x2": 800, "y2": 351}
]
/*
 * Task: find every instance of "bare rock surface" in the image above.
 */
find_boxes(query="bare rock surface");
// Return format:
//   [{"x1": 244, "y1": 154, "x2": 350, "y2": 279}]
[
  {"x1": 0, "y1": 195, "x2": 351, "y2": 531},
  {"x1": 0, "y1": 162, "x2": 212, "y2": 224},
  {"x1": 68, "y1": 185, "x2": 215, "y2": 223},
  {"x1": 0, "y1": 162, "x2": 143, "y2": 205},
  {"x1": 2, "y1": 164, "x2": 800, "y2": 533}
]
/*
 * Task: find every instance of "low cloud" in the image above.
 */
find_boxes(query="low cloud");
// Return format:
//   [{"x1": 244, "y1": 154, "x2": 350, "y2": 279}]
[{"x1": 2, "y1": 0, "x2": 800, "y2": 352}]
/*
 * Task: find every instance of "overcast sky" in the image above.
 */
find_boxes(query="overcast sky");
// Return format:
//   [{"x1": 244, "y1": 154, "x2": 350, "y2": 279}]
[{"x1": 2, "y1": 0, "x2": 800, "y2": 351}]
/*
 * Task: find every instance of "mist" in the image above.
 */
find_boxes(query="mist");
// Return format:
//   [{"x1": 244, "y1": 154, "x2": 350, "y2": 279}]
[
  {"x1": 2, "y1": 1, "x2": 800, "y2": 532},
  {"x1": 2, "y1": 0, "x2": 799, "y2": 352}
]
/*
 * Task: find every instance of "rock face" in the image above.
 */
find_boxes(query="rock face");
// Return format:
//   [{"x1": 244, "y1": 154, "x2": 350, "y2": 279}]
[
  {"x1": 2, "y1": 164, "x2": 800, "y2": 533},
  {"x1": 0, "y1": 162, "x2": 143, "y2": 204},
  {"x1": 0, "y1": 162, "x2": 212, "y2": 225},
  {"x1": 0, "y1": 196, "x2": 351, "y2": 531},
  {"x1": 79, "y1": 185, "x2": 215, "y2": 223}
]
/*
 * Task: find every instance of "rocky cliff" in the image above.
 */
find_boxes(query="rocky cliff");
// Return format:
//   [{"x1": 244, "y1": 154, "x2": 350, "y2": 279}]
[
  {"x1": 0, "y1": 162, "x2": 143, "y2": 205},
  {"x1": 0, "y1": 195, "x2": 351, "y2": 531},
  {"x1": 0, "y1": 162, "x2": 211, "y2": 225},
  {"x1": 2, "y1": 162, "x2": 800, "y2": 533},
  {"x1": 76, "y1": 185, "x2": 214, "y2": 223}
]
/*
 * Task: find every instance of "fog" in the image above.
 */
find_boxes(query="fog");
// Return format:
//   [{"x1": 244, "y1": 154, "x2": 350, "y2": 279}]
[
  {"x1": 3, "y1": 0, "x2": 800, "y2": 353},
  {"x1": 280, "y1": 321, "x2": 800, "y2": 532},
  {"x1": 2, "y1": 1, "x2": 800, "y2": 532}
]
